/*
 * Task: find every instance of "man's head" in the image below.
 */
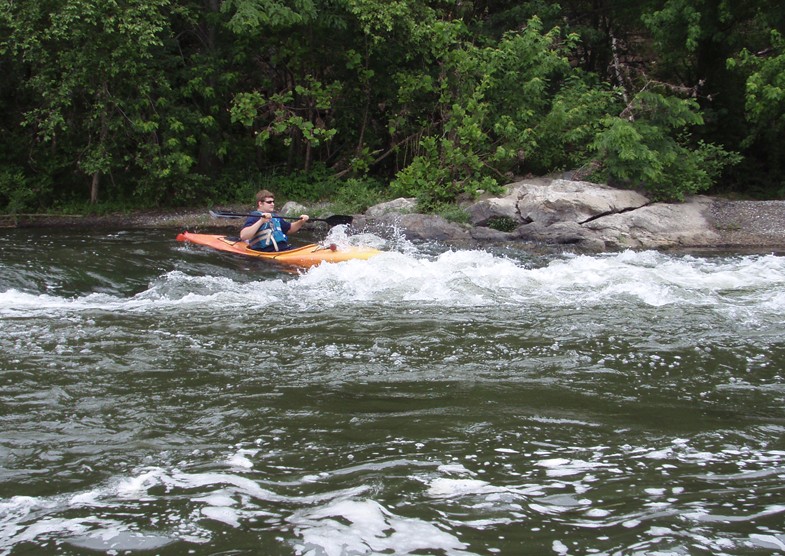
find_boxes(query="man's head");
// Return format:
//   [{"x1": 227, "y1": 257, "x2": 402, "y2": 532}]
[{"x1": 255, "y1": 189, "x2": 275, "y2": 210}]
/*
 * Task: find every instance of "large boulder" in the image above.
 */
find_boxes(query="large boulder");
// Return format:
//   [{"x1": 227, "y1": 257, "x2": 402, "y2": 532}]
[
  {"x1": 468, "y1": 178, "x2": 649, "y2": 228},
  {"x1": 362, "y1": 199, "x2": 471, "y2": 241},
  {"x1": 281, "y1": 200, "x2": 308, "y2": 216},
  {"x1": 362, "y1": 178, "x2": 735, "y2": 250},
  {"x1": 467, "y1": 196, "x2": 520, "y2": 227},
  {"x1": 365, "y1": 197, "x2": 418, "y2": 217},
  {"x1": 515, "y1": 179, "x2": 650, "y2": 226},
  {"x1": 381, "y1": 213, "x2": 471, "y2": 241},
  {"x1": 582, "y1": 197, "x2": 720, "y2": 249},
  {"x1": 468, "y1": 178, "x2": 718, "y2": 250}
]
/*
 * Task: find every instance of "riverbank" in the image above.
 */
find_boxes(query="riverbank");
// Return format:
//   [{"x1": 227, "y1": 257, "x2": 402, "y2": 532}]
[
  {"x1": 5, "y1": 190, "x2": 785, "y2": 252},
  {"x1": 1, "y1": 208, "x2": 224, "y2": 231},
  {"x1": 706, "y1": 199, "x2": 785, "y2": 249}
]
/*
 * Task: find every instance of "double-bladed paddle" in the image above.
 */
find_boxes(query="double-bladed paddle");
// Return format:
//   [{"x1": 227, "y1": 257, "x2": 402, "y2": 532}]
[{"x1": 209, "y1": 209, "x2": 352, "y2": 227}]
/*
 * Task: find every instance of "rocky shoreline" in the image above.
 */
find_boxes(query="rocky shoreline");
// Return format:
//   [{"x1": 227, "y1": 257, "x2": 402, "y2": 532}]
[
  {"x1": 706, "y1": 199, "x2": 785, "y2": 249},
  {"x1": 6, "y1": 178, "x2": 785, "y2": 252},
  {"x1": 357, "y1": 178, "x2": 785, "y2": 252}
]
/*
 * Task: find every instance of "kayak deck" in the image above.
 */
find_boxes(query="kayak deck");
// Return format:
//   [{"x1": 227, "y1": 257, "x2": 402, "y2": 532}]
[{"x1": 176, "y1": 231, "x2": 381, "y2": 267}]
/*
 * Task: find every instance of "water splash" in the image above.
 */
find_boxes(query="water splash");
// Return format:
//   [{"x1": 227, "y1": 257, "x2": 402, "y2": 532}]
[{"x1": 3, "y1": 249, "x2": 785, "y2": 317}]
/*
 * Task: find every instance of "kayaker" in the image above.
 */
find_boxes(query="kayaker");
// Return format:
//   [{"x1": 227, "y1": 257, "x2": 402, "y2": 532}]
[{"x1": 239, "y1": 190, "x2": 309, "y2": 252}]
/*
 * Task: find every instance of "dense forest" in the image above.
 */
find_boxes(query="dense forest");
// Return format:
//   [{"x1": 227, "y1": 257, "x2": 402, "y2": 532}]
[{"x1": 1, "y1": 0, "x2": 783, "y2": 215}]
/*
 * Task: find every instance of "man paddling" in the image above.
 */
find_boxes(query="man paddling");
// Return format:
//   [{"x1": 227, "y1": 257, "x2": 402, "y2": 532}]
[{"x1": 240, "y1": 190, "x2": 309, "y2": 252}]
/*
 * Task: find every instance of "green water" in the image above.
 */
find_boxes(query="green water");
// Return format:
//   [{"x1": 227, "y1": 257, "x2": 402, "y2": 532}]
[{"x1": 1, "y1": 228, "x2": 783, "y2": 555}]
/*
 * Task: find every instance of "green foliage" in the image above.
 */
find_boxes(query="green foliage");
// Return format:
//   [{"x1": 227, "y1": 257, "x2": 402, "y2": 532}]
[
  {"x1": 228, "y1": 170, "x2": 384, "y2": 215},
  {"x1": 641, "y1": 0, "x2": 704, "y2": 56},
  {"x1": 230, "y1": 77, "x2": 340, "y2": 148},
  {"x1": 487, "y1": 216, "x2": 518, "y2": 232},
  {"x1": 429, "y1": 203, "x2": 470, "y2": 224},
  {"x1": 1, "y1": 0, "x2": 784, "y2": 213},
  {"x1": 331, "y1": 178, "x2": 386, "y2": 214},
  {"x1": 524, "y1": 74, "x2": 619, "y2": 174},
  {"x1": 589, "y1": 91, "x2": 741, "y2": 200},
  {"x1": 342, "y1": 0, "x2": 421, "y2": 42},
  {"x1": 638, "y1": 0, "x2": 777, "y2": 188},
  {"x1": 389, "y1": 16, "x2": 571, "y2": 207},
  {"x1": 729, "y1": 29, "x2": 785, "y2": 181},
  {"x1": 738, "y1": 30, "x2": 785, "y2": 127},
  {"x1": 4, "y1": 0, "x2": 176, "y2": 205},
  {"x1": 221, "y1": 0, "x2": 318, "y2": 33},
  {"x1": 256, "y1": 165, "x2": 342, "y2": 202},
  {"x1": 390, "y1": 137, "x2": 503, "y2": 209},
  {"x1": 0, "y1": 168, "x2": 39, "y2": 213}
]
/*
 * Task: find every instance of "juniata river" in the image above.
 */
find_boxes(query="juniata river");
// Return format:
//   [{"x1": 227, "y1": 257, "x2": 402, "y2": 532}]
[{"x1": 1, "y1": 226, "x2": 783, "y2": 555}]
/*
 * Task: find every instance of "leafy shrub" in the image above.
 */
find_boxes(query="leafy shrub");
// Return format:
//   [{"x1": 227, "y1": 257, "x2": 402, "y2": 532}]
[
  {"x1": 391, "y1": 137, "x2": 503, "y2": 209},
  {"x1": 0, "y1": 169, "x2": 39, "y2": 213},
  {"x1": 588, "y1": 91, "x2": 741, "y2": 201},
  {"x1": 331, "y1": 178, "x2": 386, "y2": 214},
  {"x1": 429, "y1": 202, "x2": 470, "y2": 224},
  {"x1": 257, "y1": 165, "x2": 341, "y2": 203},
  {"x1": 487, "y1": 216, "x2": 518, "y2": 232},
  {"x1": 226, "y1": 169, "x2": 387, "y2": 215}
]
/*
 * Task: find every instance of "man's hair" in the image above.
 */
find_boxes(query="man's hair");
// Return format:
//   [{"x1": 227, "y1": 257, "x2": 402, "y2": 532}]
[{"x1": 255, "y1": 189, "x2": 274, "y2": 203}]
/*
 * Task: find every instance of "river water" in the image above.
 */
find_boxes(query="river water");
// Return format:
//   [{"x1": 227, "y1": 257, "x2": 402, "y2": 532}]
[{"x1": 1, "y1": 226, "x2": 783, "y2": 555}]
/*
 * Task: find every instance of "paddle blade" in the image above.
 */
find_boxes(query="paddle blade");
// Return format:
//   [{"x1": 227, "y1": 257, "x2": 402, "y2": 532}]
[
  {"x1": 323, "y1": 215, "x2": 353, "y2": 226},
  {"x1": 209, "y1": 210, "x2": 244, "y2": 219}
]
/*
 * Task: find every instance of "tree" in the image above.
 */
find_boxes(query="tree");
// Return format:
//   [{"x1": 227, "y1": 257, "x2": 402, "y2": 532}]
[
  {"x1": 3, "y1": 0, "x2": 179, "y2": 204},
  {"x1": 390, "y1": 16, "x2": 583, "y2": 206},
  {"x1": 729, "y1": 29, "x2": 785, "y2": 193},
  {"x1": 1, "y1": 0, "x2": 783, "y2": 212},
  {"x1": 222, "y1": 0, "x2": 343, "y2": 174},
  {"x1": 589, "y1": 90, "x2": 741, "y2": 200}
]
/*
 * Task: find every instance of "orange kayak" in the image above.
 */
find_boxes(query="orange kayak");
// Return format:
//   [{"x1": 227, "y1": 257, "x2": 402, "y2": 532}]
[{"x1": 176, "y1": 231, "x2": 381, "y2": 267}]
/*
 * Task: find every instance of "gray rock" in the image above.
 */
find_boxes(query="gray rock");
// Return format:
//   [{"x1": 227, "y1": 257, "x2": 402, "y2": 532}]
[
  {"x1": 583, "y1": 197, "x2": 720, "y2": 249},
  {"x1": 389, "y1": 213, "x2": 471, "y2": 241},
  {"x1": 360, "y1": 178, "x2": 785, "y2": 251},
  {"x1": 470, "y1": 226, "x2": 515, "y2": 242},
  {"x1": 281, "y1": 201, "x2": 308, "y2": 216},
  {"x1": 513, "y1": 178, "x2": 649, "y2": 226},
  {"x1": 468, "y1": 197, "x2": 520, "y2": 227},
  {"x1": 365, "y1": 197, "x2": 417, "y2": 217},
  {"x1": 514, "y1": 221, "x2": 590, "y2": 246},
  {"x1": 356, "y1": 209, "x2": 471, "y2": 241}
]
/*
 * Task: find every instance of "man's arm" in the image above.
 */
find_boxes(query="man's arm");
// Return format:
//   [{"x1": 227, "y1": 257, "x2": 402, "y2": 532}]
[
  {"x1": 286, "y1": 215, "x2": 310, "y2": 234},
  {"x1": 240, "y1": 213, "x2": 272, "y2": 241}
]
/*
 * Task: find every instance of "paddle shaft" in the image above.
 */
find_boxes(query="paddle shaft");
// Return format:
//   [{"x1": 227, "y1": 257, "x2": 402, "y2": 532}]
[{"x1": 209, "y1": 210, "x2": 352, "y2": 226}]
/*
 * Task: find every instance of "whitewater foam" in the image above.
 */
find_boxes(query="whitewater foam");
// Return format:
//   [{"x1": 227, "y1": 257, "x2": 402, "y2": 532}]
[{"x1": 4, "y1": 249, "x2": 785, "y2": 316}]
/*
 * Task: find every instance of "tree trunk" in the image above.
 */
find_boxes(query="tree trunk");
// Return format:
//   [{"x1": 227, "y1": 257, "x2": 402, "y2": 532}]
[
  {"x1": 90, "y1": 172, "x2": 100, "y2": 204},
  {"x1": 90, "y1": 89, "x2": 109, "y2": 204}
]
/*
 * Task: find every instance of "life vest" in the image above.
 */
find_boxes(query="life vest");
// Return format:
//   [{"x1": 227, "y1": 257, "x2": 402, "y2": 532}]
[{"x1": 248, "y1": 212, "x2": 288, "y2": 251}]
